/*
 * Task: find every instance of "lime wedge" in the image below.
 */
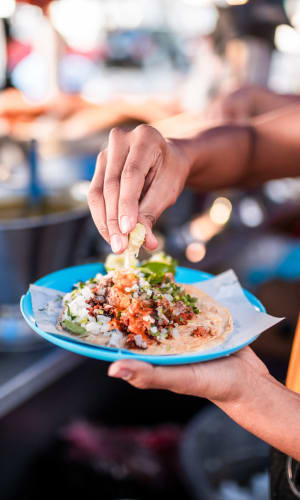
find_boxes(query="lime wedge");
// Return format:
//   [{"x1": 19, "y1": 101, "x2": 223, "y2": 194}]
[
  {"x1": 148, "y1": 251, "x2": 173, "y2": 265},
  {"x1": 104, "y1": 223, "x2": 146, "y2": 270},
  {"x1": 105, "y1": 253, "x2": 128, "y2": 271},
  {"x1": 124, "y1": 223, "x2": 146, "y2": 268}
]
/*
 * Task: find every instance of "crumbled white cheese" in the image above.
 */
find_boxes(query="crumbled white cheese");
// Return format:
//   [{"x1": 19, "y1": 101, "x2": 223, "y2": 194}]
[
  {"x1": 86, "y1": 322, "x2": 102, "y2": 334},
  {"x1": 63, "y1": 292, "x2": 72, "y2": 304},
  {"x1": 69, "y1": 295, "x2": 87, "y2": 317},
  {"x1": 134, "y1": 334, "x2": 147, "y2": 349},
  {"x1": 109, "y1": 330, "x2": 123, "y2": 348},
  {"x1": 81, "y1": 286, "x2": 93, "y2": 300}
]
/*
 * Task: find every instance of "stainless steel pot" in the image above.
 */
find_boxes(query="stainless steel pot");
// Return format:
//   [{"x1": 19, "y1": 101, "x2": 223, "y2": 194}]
[{"x1": 0, "y1": 204, "x2": 92, "y2": 305}]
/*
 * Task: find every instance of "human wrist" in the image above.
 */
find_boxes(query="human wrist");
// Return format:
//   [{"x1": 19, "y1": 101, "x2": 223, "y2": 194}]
[
  {"x1": 166, "y1": 137, "x2": 195, "y2": 180},
  {"x1": 208, "y1": 349, "x2": 271, "y2": 407},
  {"x1": 212, "y1": 364, "x2": 273, "y2": 413},
  {"x1": 186, "y1": 124, "x2": 256, "y2": 189}
]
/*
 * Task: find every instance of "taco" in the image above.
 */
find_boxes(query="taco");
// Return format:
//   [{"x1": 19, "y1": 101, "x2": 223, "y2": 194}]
[{"x1": 57, "y1": 224, "x2": 232, "y2": 354}]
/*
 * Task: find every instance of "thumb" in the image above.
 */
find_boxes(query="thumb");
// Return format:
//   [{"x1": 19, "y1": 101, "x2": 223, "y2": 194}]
[
  {"x1": 108, "y1": 359, "x2": 202, "y2": 395},
  {"x1": 138, "y1": 213, "x2": 158, "y2": 251}
]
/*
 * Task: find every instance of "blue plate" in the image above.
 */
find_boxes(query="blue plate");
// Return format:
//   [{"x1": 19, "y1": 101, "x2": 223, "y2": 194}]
[{"x1": 20, "y1": 264, "x2": 265, "y2": 365}]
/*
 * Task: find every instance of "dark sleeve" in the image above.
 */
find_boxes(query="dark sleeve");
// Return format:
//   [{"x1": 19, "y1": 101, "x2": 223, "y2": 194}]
[{"x1": 270, "y1": 448, "x2": 300, "y2": 499}]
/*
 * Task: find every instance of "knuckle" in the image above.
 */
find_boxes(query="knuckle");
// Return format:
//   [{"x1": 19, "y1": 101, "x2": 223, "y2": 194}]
[
  {"x1": 134, "y1": 124, "x2": 157, "y2": 141},
  {"x1": 122, "y1": 161, "x2": 141, "y2": 179},
  {"x1": 87, "y1": 188, "x2": 100, "y2": 205},
  {"x1": 106, "y1": 216, "x2": 119, "y2": 228},
  {"x1": 97, "y1": 150, "x2": 107, "y2": 163},
  {"x1": 133, "y1": 127, "x2": 163, "y2": 154},
  {"x1": 140, "y1": 213, "x2": 156, "y2": 227},
  {"x1": 104, "y1": 176, "x2": 119, "y2": 192},
  {"x1": 98, "y1": 223, "x2": 108, "y2": 235},
  {"x1": 132, "y1": 377, "x2": 150, "y2": 390},
  {"x1": 109, "y1": 127, "x2": 124, "y2": 141},
  {"x1": 135, "y1": 124, "x2": 150, "y2": 135}
]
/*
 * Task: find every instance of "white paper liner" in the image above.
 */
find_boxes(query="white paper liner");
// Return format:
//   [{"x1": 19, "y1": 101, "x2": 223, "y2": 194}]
[{"x1": 30, "y1": 270, "x2": 283, "y2": 354}]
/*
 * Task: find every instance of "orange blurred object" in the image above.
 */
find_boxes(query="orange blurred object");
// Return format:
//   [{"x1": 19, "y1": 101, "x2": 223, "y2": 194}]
[
  {"x1": 15, "y1": 0, "x2": 52, "y2": 15},
  {"x1": 16, "y1": 0, "x2": 51, "y2": 6},
  {"x1": 286, "y1": 315, "x2": 300, "y2": 394}
]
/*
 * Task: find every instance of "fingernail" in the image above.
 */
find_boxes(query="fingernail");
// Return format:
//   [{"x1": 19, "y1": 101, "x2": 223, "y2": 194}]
[
  {"x1": 111, "y1": 234, "x2": 122, "y2": 253},
  {"x1": 110, "y1": 368, "x2": 132, "y2": 380},
  {"x1": 120, "y1": 216, "x2": 131, "y2": 234},
  {"x1": 147, "y1": 232, "x2": 158, "y2": 249},
  {"x1": 151, "y1": 233, "x2": 158, "y2": 246}
]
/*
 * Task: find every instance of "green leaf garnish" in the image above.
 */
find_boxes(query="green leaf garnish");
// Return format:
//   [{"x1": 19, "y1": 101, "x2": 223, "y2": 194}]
[
  {"x1": 139, "y1": 262, "x2": 176, "y2": 285},
  {"x1": 62, "y1": 320, "x2": 87, "y2": 336}
]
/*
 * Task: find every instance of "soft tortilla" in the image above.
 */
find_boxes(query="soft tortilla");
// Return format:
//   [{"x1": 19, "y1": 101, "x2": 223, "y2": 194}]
[
  {"x1": 130, "y1": 284, "x2": 233, "y2": 355},
  {"x1": 57, "y1": 284, "x2": 233, "y2": 355}
]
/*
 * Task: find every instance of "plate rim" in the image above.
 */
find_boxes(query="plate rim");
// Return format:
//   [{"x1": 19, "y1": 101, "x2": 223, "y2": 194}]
[{"x1": 20, "y1": 263, "x2": 265, "y2": 365}]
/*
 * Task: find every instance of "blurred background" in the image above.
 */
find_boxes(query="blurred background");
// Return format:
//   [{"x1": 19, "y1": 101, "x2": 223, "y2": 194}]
[{"x1": 0, "y1": 0, "x2": 300, "y2": 499}]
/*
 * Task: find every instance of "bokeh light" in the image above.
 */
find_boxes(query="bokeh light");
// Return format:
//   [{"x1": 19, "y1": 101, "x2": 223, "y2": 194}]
[
  {"x1": 185, "y1": 242, "x2": 206, "y2": 262},
  {"x1": 49, "y1": 0, "x2": 105, "y2": 51},
  {"x1": 274, "y1": 24, "x2": 300, "y2": 54},
  {"x1": 239, "y1": 197, "x2": 264, "y2": 227},
  {"x1": 209, "y1": 197, "x2": 232, "y2": 225},
  {"x1": 0, "y1": 0, "x2": 16, "y2": 18},
  {"x1": 226, "y1": 0, "x2": 248, "y2": 5}
]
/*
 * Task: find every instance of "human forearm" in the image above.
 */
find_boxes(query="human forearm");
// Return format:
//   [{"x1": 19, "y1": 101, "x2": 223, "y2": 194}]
[
  {"x1": 109, "y1": 347, "x2": 300, "y2": 461},
  {"x1": 170, "y1": 104, "x2": 300, "y2": 191},
  {"x1": 216, "y1": 373, "x2": 300, "y2": 461},
  {"x1": 172, "y1": 124, "x2": 252, "y2": 191}
]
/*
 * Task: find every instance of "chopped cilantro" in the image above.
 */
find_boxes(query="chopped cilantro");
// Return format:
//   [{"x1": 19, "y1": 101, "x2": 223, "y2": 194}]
[
  {"x1": 73, "y1": 281, "x2": 85, "y2": 289},
  {"x1": 67, "y1": 305, "x2": 76, "y2": 321}
]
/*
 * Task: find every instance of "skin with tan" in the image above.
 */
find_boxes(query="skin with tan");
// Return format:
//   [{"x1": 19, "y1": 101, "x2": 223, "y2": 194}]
[
  {"x1": 88, "y1": 97, "x2": 300, "y2": 461},
  {"x1": 205, "y1": 85, "x2": 300, "y2": 123}
]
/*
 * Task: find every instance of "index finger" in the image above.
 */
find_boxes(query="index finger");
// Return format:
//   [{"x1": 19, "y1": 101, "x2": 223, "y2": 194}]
[
  {"x1": 103, "y1": 127, "x2": 129, "y2": 253},
  {"x1": 118, "y1": 125, "x2": 165, "y2": 237}
]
